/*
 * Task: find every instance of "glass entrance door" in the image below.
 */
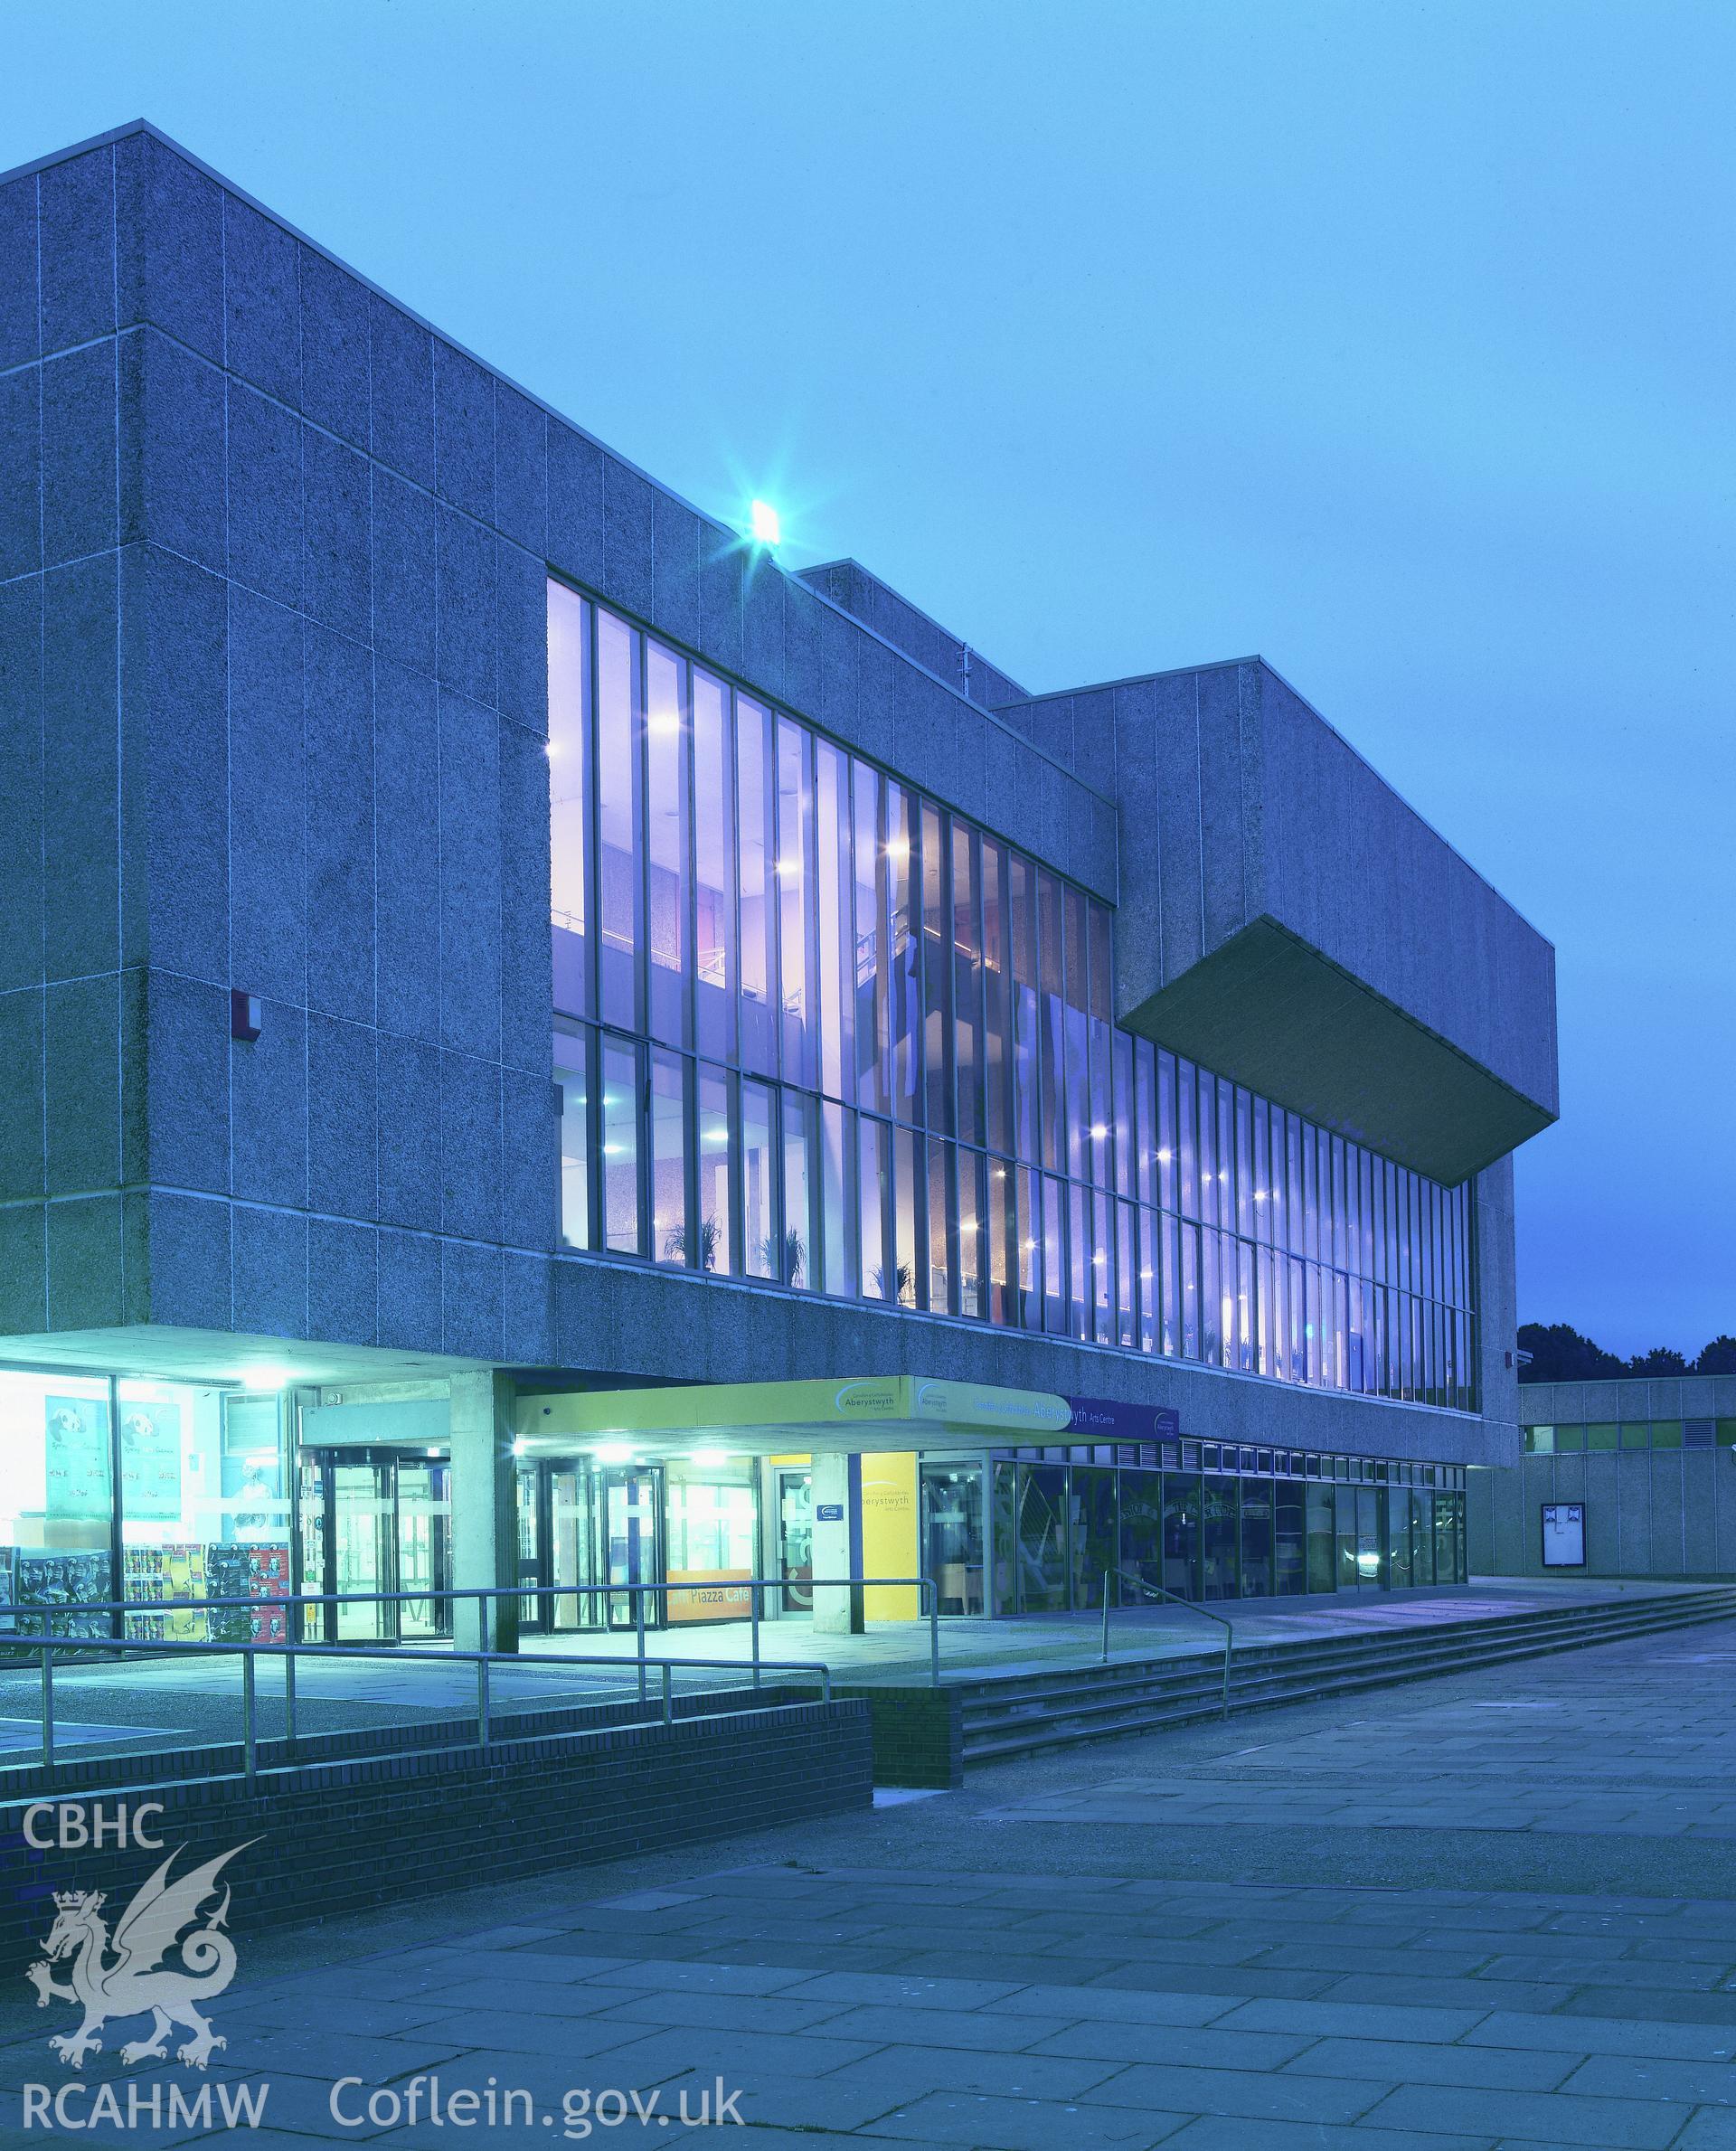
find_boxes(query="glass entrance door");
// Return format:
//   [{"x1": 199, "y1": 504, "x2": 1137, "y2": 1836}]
[
  {"x1": 297, "y1": 1450, "x2": 453, "y2": 1641},
  {"x1": 332, "y1": 1462, "x2": 394, "y2": 1639},
  {"x1": 920, "y1": 1464, "x2": 985, "y2": 1615},
  {"x1": 397, "y1": 1461, "x2": 451, "y2": 1639},
  {"x1": 602, "y1": 1467, "x2": 663, "y2": 1628},
  {"x1": 517, "y1": 1461, "x2": 602, "y2": 1633},
  {"x1": 776, "y1": 1469, "x2": 813, "y2": 1612}
]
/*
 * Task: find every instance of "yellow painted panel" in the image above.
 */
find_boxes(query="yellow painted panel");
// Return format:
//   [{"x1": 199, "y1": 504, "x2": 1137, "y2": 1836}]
[
  {"x1": 861, "y1": 1450, "x2": 920, "y2": 1620},
  {"x1": 768, "y1": 1453, "x2": 812, "y2": 1467}
]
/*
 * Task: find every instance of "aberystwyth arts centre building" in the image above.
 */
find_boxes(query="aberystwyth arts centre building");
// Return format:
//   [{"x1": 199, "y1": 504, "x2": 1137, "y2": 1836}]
[{"x1": 0, "y1": 122, "x2": 1559, "y2": 1655}]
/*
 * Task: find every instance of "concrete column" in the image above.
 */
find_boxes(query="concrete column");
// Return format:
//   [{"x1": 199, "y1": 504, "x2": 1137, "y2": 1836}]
[
  {"x1": 810, "y1": 1452, "x2": 862, "y2": 1636},
  {"x1": 448, "y1": 1371, "x2": 520, "y2": 1654}
]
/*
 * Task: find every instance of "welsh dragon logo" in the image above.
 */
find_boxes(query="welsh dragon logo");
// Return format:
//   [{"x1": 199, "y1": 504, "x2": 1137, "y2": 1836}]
[{"x1": 26, "y1": 1842, "x2": 253, "y2": 2070}]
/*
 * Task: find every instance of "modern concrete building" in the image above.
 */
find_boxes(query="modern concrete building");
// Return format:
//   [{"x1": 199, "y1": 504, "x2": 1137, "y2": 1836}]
[
  {"x1": 1472, "y1": 1376, "x2": 1736, "y2": 1580},
  {"x1": 0, "y1": 122, "x2": 1559, "y2": 1650}
]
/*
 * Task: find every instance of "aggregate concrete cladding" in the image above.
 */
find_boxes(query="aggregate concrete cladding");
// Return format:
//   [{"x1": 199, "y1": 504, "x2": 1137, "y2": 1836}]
[
  {"x1": 995, "y1": 659, "x2": 1559, "y2": 1188},
  {"x1": 5, "y1": 1618, "x2": 1736, "y2": 2146},
  {"x1": 0, "y1": 121, "x2": 1114, "y2": 1371}
]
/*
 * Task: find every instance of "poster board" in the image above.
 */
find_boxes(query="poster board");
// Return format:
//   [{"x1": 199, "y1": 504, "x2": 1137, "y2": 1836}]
[{"x1": 1541, "y1": 1501, "x2": 1586, "y2": 1569}]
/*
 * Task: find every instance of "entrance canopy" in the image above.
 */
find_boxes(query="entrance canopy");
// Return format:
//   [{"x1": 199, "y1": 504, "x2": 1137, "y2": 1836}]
[{"x1": 516, "y1": 1376, "x2": 1084, "y2": 1459}]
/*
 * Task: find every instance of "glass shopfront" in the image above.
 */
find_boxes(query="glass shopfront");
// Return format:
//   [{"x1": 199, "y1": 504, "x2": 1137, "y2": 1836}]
[
  {"x1": 987, "y1": 1444, "x2": 1465, "y2": 1614},
  {"x1": 0, "y1": 1365, "x2": 293, "y2": 1644}
]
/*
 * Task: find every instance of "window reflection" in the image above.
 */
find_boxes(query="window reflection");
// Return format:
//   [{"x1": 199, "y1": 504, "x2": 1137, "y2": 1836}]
[{"x1": 546, "y1": 582, "x2": 1479, "y2": 1410}]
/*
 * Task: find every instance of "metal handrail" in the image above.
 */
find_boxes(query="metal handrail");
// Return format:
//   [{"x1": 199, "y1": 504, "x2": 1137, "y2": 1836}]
[
  {"x1": 5, "y1": 1573, "x2": 945, "y2": 1687},
  {"x1": 20, "y1": 1630, "x2": 835, "y2": 1788},
  {"x1": 1100, "y1": 1569, "x2": 1234, "y2": 1717}
]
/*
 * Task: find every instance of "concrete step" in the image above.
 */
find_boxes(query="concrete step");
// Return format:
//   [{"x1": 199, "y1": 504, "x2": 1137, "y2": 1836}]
[
  {"x1": 958, "y1": 1589, "x2": 1736, "y2": 1763},
  {"x1": 961, "y1": 1596, "x2": 1733, "y2": 1722}
]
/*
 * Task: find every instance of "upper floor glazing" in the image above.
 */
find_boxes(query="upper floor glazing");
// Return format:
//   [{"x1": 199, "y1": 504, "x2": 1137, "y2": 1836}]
[{"x1": 546, "y1": 580, "x2": 1478, "y2": 1412}]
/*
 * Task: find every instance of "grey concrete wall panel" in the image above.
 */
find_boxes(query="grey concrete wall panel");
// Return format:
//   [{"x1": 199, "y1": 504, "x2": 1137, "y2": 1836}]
[
  {"x1": 231, "y1": 999, "x2": 307, "y2": 1210},
  {"x1": 308, "y1": 1217, "x2": 378, "y2": 1347},
  {"x1": 0, "y1": 990, "x2": 43, "y2": 1200},
  {"x1": 45, "y1": 976, "x2": 120, "y2": 1198},
  {"x1": 228, "y1": 588, "x2": 306, "y2": 1004},
  {"x1": 232, "y1": 1204, "x2": 308, "y2": 1341},
  {"x1": 0, "y1": 172, "x2": 35, "y2": 369},
  {"x1": 0, "y1": 578, "x2": 42, "y2": 994},
  {"x1": 40, "y1": 153, "x2": 116, "y2": 353},
  {"x1": 222, "y1": 193, "x2": 299, "y2": 406},
  {"x1": 1684, "y1": 1455, "x2": 1717, "y2": 1572},
  {"x1": 371, "y1": 469, "x2": 437, "y2": 675},
  {"x1": 1517, "y1": 1374, "x2": 1736, "y2": 1427},
  {"x1": 42, "y1": 341, "x2": 118, "y2": 570},
  {"x1": 0, "y1": 1207, "x2": 48, "y2": 1335},
  {"x1": 304, "y1": 624, "x2": 374, "y2": 1021},
  {"x1": 0, "y1": 366, "x2": 39, "y2": 582},
  {"x1": 227, "y1": 385, "x2": 303, "y2": 609},
  {"x1": 307, "y1": 1016, "x2": 377, "y2": 1222},
  {"x1": 1490, "y1": 1459, "x2": 1532, "y2": 1574},
  {"x1": 42, "y1": 559, "x2": 122, "y2": 980},
  {"x1": 47, "y1": 1195, "x2": 127, "y2": 1332},
  {"x1": 494, "y1": 385, "x2": 547, "y2": 559},
  {"x1": 1014, "y1": 658, "x2": 1558, "y2": 1184},
  {"x1": 1476, "y1": 1158, "x2": 1519, "y2": 1441},
  {"x1": 298, "y1": 246, "x2": 368, "y2": 447},
  {"x1": 1581, "y1": 1452, "x2": 1618, "y2": 1570}
]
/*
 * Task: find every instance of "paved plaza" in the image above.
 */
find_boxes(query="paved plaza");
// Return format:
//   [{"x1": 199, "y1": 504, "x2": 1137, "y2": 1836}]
[
  {"x1": 0, "y1": 1577, "x2": 1701, "y2": 1768},
  {"x1": 9, "y1": 1609, "x2": 1736, "y2": 2146}
]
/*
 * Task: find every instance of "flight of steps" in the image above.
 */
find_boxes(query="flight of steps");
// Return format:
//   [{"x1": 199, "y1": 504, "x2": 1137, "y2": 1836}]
[{"x1": 959, "y1": 1587, "x2": 1736, "y2": 1766}]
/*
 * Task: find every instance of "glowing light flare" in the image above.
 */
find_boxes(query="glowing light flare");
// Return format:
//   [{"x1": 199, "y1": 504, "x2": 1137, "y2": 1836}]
[{"x1": 749, "y1": 499, "x2": 781, "y2": 545}]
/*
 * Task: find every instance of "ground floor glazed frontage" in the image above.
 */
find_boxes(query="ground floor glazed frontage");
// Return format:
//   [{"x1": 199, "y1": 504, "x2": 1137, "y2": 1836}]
[{"x1": 0, "y1": 1358, "x2": 1467, "y2": 1645}]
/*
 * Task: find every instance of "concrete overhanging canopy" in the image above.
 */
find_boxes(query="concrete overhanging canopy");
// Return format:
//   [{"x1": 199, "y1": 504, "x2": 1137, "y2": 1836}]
[{"x1": 1123, "y1": 918, "x2": 1557, "y2": 1186}]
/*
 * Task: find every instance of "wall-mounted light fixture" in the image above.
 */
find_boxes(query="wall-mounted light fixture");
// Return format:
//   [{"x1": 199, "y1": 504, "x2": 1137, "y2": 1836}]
[{"x1": 231, "y1": 989, "x2": 262, "y2": 1042}]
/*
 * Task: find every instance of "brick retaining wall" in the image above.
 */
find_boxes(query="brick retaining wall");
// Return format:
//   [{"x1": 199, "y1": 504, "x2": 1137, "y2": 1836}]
[{"x1": 0, "y1": 1699, "x2": 871, "y2": 1974}]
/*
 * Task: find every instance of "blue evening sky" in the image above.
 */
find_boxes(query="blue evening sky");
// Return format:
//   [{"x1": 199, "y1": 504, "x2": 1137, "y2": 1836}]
[{"x1": 6, "y1": 2, "x2": 1730, "y2": 1355}]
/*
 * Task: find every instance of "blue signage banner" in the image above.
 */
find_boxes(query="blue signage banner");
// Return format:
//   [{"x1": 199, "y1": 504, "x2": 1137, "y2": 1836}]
[{"x1": 1062, "y1": 1398, "x2": 1181, "y2": 1443}]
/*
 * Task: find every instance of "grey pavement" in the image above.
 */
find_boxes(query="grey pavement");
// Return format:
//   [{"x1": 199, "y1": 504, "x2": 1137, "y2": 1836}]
[
  {"x1": 0, "y1": 1576, "x2": 1704, "y2": 1769},
  {"x1": 10, "y1": 1609, "x2": 1736, "y2": 2145}
]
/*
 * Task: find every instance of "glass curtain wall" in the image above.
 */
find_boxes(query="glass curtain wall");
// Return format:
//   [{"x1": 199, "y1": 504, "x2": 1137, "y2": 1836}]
[
  {"x1": 980, "y1": 1446, "x2": 1462, "y2": 1612},
  {"x1": 547, "y1": 581, "x2": 1478, "y2": 1410}
]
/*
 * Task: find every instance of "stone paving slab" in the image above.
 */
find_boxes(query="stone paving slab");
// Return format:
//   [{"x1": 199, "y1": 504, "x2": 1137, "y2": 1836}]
[{"x1": 9, "y1": 1611, "x2": 1736, "y2": 2145}]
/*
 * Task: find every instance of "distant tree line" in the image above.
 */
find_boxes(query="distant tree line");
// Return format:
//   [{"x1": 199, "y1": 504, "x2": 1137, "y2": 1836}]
[{"x1": 1519, "y1": 1323, "x2": 1736, "y2": 1382}]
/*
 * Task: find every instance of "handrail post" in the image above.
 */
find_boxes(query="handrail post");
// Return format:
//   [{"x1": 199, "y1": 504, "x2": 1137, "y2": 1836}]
[
  {"x1": 635, "y1": 1588, "x2": 646, "y2": 1703},
  {"x1": 241, "y1": 1651, "x2": 257, "y2": 1787},
  {"x1": 41, "y1": 1644, "x2": 53, "y2": 1777},
  {"x1": 477, "y1": 1655, "x2": 491, "y2": 1747},
  {"x1": 750, "y1": 1580, "x2": 761, "y2": 1691},
  {"x1": 1101, "y1": 1570, "x2": 1111, "y2": 1662},
  {"x1": 1222, "y1": 1631, "x2": 1231, "y2": 1718},
  {"x1": 929, "y1": 1579, "x2": 939, "y2": 1689},
  {"x1": 283, "y1": 1645, "x2": 297, "y2": 1759},
  {"x1": 661, "y1": 1661, "x2": 673, "y2": 1726}
]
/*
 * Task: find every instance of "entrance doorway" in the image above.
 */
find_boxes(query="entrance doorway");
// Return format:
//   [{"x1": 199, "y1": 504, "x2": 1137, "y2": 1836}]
[
  {"x1": 920, "y1": 1464, "x2": 984, "y2": 1614},
  {"x1": 602, "y1": 1466, "x2": 664, "y2": 1628},
  {"x1": 776, "y1": 1469, "x2": 813, "y2": 1612},
  {"x1": 297, "y1": 1449, "x2": 452, "y2": 1641},
  {"x1": 518, "y1": 1461, "x2": 602, "y2": 1633}
]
